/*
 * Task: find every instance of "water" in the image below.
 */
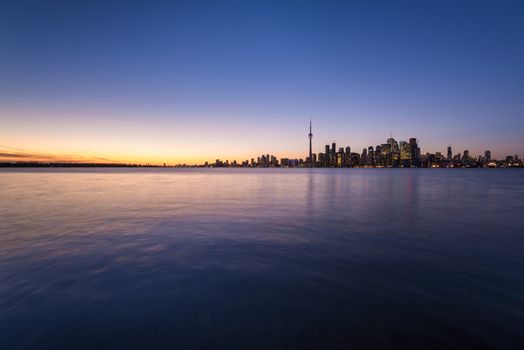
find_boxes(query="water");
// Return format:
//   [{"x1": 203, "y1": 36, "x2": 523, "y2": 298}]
[{"x1": 1, "y1": 168, "x2": 523, "y2": 349}]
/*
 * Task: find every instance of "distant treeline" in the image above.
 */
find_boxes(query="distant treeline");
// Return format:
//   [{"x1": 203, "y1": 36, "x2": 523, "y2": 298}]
[{"x1": 0, "y1": 162, "x2": 159, "y2": 168}]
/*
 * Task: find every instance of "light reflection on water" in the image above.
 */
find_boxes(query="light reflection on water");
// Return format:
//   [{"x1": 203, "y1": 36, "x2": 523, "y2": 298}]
[{"x1": 1, "y1": 168, "x2": 523, "y2": 349}]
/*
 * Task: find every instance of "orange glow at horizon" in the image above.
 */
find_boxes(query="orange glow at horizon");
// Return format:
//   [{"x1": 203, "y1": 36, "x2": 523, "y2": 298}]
[
  {"x1": 2, "y1": 105, "x2": 522, "y2": 163},
  {"x1": 0, "y1": 144, "x2": 308, "y2": 166},
  {"x1": 0, "y1": 107, "x2": 311, "y2": 165}
]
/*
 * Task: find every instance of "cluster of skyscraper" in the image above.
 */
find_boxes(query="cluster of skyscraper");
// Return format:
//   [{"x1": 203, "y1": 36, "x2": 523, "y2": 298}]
[
  {"x1": 208, "y1": 154, "x2": 279, "y2": 168},
  {"x1": 205, "y1": 123, "x2": 522, "y2": 168},
  {"x1": 306, "y1": 137, "x2": 421, "y2": 168}
]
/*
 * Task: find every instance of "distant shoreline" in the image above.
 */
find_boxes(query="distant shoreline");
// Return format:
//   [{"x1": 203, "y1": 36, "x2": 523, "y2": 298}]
[
  {"x1": 1, "y1": 162, "x2": 523, "y2": 169},
  {"x1": 0, "y1": 163, "x2": 158, "y2": 168}
]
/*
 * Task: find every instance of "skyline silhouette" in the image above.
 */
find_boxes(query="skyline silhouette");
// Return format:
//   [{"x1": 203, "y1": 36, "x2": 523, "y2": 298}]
[{"x1": 1, "y1": 124, "x2": 521, "y2": 167}]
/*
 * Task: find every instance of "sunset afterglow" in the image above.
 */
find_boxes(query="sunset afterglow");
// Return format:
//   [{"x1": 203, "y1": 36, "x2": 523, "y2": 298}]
[{"x1": 1, "y1": 1, "x2": 523, "y2": 164}]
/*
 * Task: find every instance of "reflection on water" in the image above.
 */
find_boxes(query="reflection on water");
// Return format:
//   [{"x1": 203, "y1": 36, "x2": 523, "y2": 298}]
[{"x1": 1, "y1": 168, "x2": 523, "y2": 349}]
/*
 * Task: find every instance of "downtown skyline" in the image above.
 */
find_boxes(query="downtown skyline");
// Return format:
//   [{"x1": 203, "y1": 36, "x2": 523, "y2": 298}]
[
  {"x1": 2, "y1": 122, "x2": 522, "y2": 168},
  {"x1": 207, "y1": 123, "x2": 521, "y2": 168},
  {"x1": 1, "y1": 0, "x2": 523, "y2": 164}
]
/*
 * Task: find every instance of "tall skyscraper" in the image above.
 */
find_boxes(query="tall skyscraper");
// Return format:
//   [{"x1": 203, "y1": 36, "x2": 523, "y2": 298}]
[
  {"x1": 387, "y1": 137, "x2": 399, "y2": 153},
  {"x1": 331, "y1": 142, "x2": 336, "y2": 167},
  {"x1": 368, "y1": 146, "x2": 375, "y2": 167},
  {"x1": 361, "y1": 148, "x2": 367, "y2": 166},
  {"x1": 447, "y1": 146, "x2": 452, "y2": 161},
  {"x1": 409, "y1": 138, "x2": 420, "y2": 166},
  {"x1": 308, "y1": 120, "x2": 313, "y2": 167},
  {"x1": 485, "y1": 150, "x2": 491, "y2": 162},
  {"x1": 345, "y1": 146, "x2": 351, "y2": 167}
]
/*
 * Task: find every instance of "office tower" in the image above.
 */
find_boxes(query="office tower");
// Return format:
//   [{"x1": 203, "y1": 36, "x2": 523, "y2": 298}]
[
  {"x1": 345, "y1": 146, "x2": 351, "y2": 167},
  {"x1": 387, "y1": 137, "x2": 399, "y2": 153},
  {"x1": 485, "y1": 150, "x2": 491, "y2": 162},
  {"x1": 325, "y1": 145, "x2": 330, "y2": 167},
  {"x1": 368, "y1": 146, "x2": 374, "y2": 167},
  {"x1": 336, "y1": 153, "x2": 343, "y2": 167},
  {"x1": 447, "y1": 146, "x2": 452, "y2": 161},
  {"x1": 375, "y1": 145, "x2": 382, "y2": 166},
  {"x1": 351, "y1": 153, "x2": 360, "y2": 167},
  {"x1": 337, "y1": 147, "x2": 344, "y2": 167},
  {"x1": 409, "y1": 138, "x2": 420, "y2": 166},
  {"x1": 308, "y1": 120, "x2": 313, "y2": 167},
  {"x1": 331, "y1": 143, "x2": 336, "y2": 166},
  {"x1": 409, "y1": 137, "x2": 418, "y2": 160},
  {"x1": 400, "y1": 141, "x2": 411, "y2": 166},
  {"x1": 463, "y1": 150, "x2": 469, "y2": 160},
  {"x1": 380, "y1": 143, "x2": 391, "y2": 167},
  {"x1": 387, "y1": 137, "x2": 400, "y2": 167},
  {"x1": 361, "y1": 148, "x2": 367, "y2": 166}
]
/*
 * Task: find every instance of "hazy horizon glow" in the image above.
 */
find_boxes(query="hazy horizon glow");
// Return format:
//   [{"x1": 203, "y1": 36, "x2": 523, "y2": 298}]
[{"x1": 1, "y1": 0, "x2": 523, "y2": 164}]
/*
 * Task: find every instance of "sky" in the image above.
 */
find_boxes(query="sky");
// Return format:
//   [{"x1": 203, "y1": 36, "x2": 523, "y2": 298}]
[{"x1": 1, "y1": 0, "x2": 523, "y2": 164}]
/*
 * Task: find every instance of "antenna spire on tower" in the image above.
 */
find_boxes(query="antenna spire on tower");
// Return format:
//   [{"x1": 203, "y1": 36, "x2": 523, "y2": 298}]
[{"x1": 308, "y1": 120, "x2": 313, "y2": 167}]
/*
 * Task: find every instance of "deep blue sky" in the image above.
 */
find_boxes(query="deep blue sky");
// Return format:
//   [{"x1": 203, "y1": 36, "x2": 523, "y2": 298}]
[{"x1": 1, "y1": 0, "x2": 523, "y2": 162}]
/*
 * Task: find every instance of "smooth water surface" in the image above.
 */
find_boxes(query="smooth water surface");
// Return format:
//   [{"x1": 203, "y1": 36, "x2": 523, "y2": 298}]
[{"x1": 1, "y1": 168, "x2": 523, "y2": 349}]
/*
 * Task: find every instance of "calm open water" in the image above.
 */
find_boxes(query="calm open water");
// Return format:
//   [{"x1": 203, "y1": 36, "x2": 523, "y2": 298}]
[{"x1": 1, "y1": 168, "x2": 523, "y2": 349}]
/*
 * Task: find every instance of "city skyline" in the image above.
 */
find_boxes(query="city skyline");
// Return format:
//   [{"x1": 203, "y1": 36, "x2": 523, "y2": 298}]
[
  {"x1": 1, "y1": 0, "x2": 523, "y2": 164},
  {"x1": 206, "y1": 122, "x2": 521, "y2": 168},
  {"x1": 1, "y1": 122, "x2": 521, "y2": 167}
]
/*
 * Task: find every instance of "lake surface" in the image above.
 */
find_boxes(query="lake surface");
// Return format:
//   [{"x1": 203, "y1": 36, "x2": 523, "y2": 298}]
[{"x1": 1, "y1": 168, "x2": 523, "y2": 349}]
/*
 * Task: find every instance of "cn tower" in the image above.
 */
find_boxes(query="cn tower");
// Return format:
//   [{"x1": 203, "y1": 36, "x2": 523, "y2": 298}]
[{"x1": 308, "y1": 120, "x2": 313, "y2": 167}]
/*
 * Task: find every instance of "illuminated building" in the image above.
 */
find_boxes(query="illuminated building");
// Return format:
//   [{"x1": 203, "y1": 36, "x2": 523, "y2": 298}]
[{"x1": 400, "y1": 141, "x2": 411, "y2": 167}]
